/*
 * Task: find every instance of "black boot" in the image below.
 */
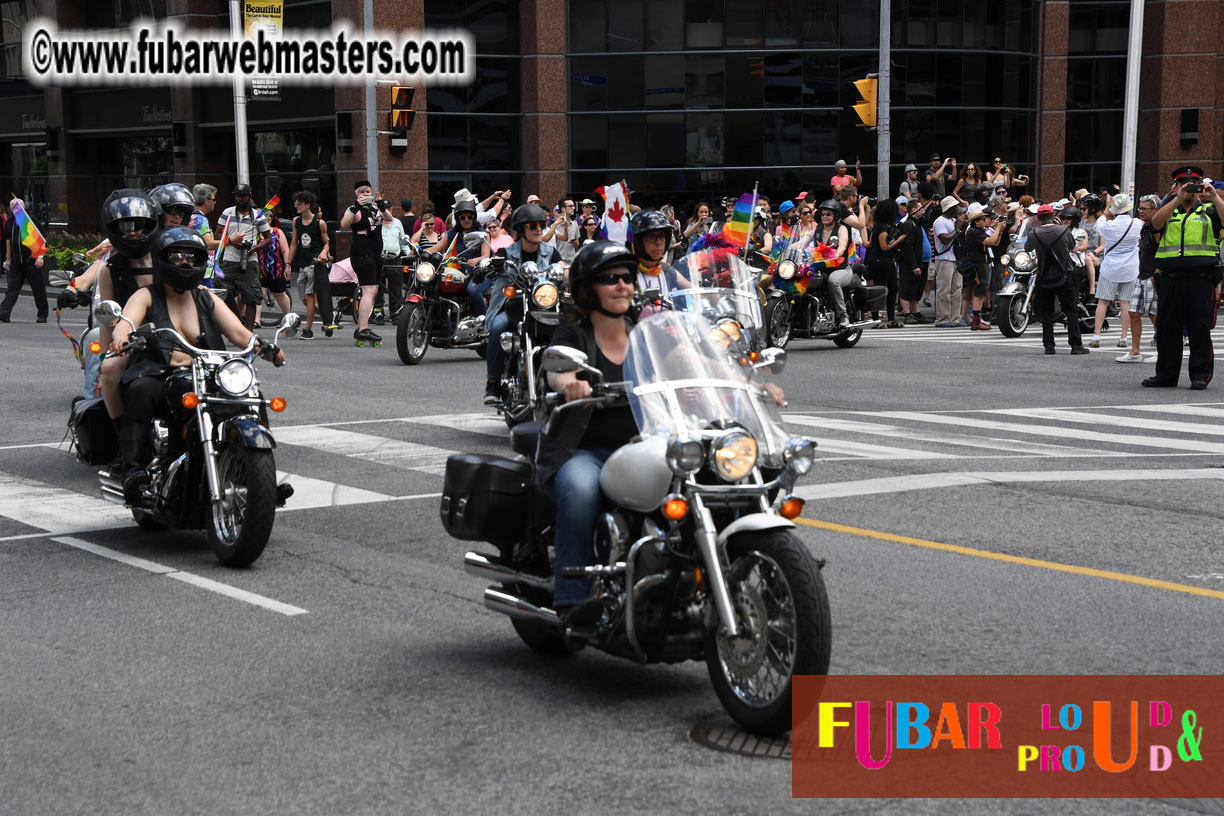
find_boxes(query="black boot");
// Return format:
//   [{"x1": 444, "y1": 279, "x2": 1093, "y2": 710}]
[{"x1": 118, "y1": 422, "x2": 151, "y2": 505}]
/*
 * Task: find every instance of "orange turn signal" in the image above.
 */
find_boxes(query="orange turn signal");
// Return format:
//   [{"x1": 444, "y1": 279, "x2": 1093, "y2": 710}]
[
  {"x1": 749, "y1": 350, "x2": 760, "y2": 362},
  {"x1": 181, "y1": 392, "x2": 200, "y2": 409},
  {"x1": 503, "y1": 285, "x2": 517, "y2": 298},
  {"x1": 694, "y1": 566, "x2": 704, "y2": 591},
  {"x1": 269, "y1": 396, "x2": 287, "y2": 412},
  {"x1": 779, "y1": 496, "x2": 805, "y2": 520},
  {"x1": 88, "y1": 341, "x2": 102, "y2": 354},
  {"x1": 663, "y1": 496, "x2": 688, "y2": 521}
]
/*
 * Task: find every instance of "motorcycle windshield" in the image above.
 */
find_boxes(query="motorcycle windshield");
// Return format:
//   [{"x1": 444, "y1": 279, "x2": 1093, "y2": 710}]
[
  {"x1": 624, "y1": 312, "x2": 790, "y2": 470},
  {"x1": 669, "y1": 248, "x2": 764, "y2": 332}
]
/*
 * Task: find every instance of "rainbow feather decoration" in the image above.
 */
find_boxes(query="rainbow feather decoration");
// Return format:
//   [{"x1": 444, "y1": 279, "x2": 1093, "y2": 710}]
[
  {"x1": 772, "y1": 245, "x2": 813, "y2": 296},
  {"x1": 810, "y1": 241, "x2": 846, "y2": 270}
]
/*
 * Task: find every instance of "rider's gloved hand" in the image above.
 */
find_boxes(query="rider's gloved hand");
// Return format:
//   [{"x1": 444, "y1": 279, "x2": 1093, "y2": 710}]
[{"x1": 57, "y1": 288, "x2": 81, "y2": 309}]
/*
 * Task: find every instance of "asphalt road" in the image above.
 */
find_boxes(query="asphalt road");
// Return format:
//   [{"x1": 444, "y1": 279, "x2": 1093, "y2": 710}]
[{"x1": 2, "y1": 301, "x2": 1223, "y2": 816}]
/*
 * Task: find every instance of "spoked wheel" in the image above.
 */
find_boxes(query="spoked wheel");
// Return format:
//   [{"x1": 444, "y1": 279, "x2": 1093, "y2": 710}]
[
  {"x1": 994, "y1": 293, "x2": 1030, "y2": 337},
  {"x1": 396, "y1": 303, "x2": 430, "y2": 365},
  {"x1": 704, "y1": 530, "x2": 831, "y2": 736},
  {"x1": 765, "y1": 299, "x2": 793, "y2": 348},
  {"x1": 207, "y1": 445, "x2": 277, "y2": 567}
]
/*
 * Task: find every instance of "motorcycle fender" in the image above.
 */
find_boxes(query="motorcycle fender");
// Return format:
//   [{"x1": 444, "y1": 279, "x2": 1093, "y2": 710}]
[
  {"x1": 716, "y1": 513, "x2": 795, "y2": 547},
  {"x1": 767, "y1": 288, "x2": 786, "y2": 301},
  {"x1": 219, "y1": 417, "x2": 276, "y2": 449},
  {"x1": 999, "y1": 281, "x2": 1026, "y2": 297},
  {"x1": 405, "y1": 293, "x2": 425, "y2": 304}
]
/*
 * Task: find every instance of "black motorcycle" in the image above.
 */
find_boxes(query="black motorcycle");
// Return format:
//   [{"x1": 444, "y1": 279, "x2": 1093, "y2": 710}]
[
  {"x1": 396, "y1": 238, "x2": 489, "y2": 365},
  {"x1": 994, "y1": 236, "x2": 1103, "y2": 337},
  {"x1": 484, "y1": 257, "x2": 568, "y2": 428},
  {"x1": 82, "y1": 300, "x2": 299, "y2": 567},
  {"x1": 762, "y1": 246, "x2": 885, "y2": 349}
]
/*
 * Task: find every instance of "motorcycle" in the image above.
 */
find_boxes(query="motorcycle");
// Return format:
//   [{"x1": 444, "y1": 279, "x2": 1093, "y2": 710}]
[
  {"x1": 85, "y1": 300, "x2": 300, "y2": 567},
  {"x1": 396, "y1": 233, "x2": 489, "y2": 365},
  {"x1": 761, "y1": 245, "x2": 885, "y2": 349},
  {"x1": 993, "y1": 236, "x2": 1098, "y2": 338},
  {"x1": 670, "y1": 247, "x2": 768, "y2": 353},
  {"x1": 445, "y1": 310, "x2": 831, "y2": 736},
  {"x1": 487, "y1": 256, "x2": 568, "y2": 428}
]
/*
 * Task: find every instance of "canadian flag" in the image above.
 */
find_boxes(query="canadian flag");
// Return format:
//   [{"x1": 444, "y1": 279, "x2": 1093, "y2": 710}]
[{"x1": 595, "y1": 181, "x2": 633, "y2": 246}]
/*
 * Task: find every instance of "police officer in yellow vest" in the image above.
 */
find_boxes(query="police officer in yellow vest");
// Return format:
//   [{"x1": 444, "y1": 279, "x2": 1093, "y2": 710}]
[{"x1": 1144, "y1": 166, "x2": 1224, "y2": 390}]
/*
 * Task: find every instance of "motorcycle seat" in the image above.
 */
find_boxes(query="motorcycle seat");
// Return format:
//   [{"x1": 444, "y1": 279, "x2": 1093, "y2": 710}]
[{"x1": 509, "y1": 420, "x2": 542, "y2": 458}]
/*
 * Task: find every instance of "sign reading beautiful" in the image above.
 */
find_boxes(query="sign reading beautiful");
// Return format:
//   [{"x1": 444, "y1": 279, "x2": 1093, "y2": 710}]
[{"x1": 791, "y1": 676, "x2": 1220, "y2": 798}]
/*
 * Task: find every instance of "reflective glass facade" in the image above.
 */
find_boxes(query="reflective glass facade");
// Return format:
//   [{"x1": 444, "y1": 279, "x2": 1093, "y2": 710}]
[
  {"x1": 1064, "y1": 0, "x2": 1128, "y2": 194},
  {"x1": 567, "y1": 0, "x2": 1039, "y2": 204}
]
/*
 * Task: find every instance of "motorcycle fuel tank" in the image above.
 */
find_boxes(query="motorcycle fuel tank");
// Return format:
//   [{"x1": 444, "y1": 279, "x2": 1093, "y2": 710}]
[{"x1": 599, "y1": 436, "x2": 672, "y2": 513}]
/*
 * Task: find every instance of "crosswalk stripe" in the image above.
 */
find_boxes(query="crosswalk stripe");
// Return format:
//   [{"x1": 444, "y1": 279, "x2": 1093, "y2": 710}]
[
  {"x1": 782, "y1": 414, "x2": 1111, "y2": 458},
  {"x1": 276, "y1": 426, "x2": 455, "y2": 475},
  {"x1": 1124, "y1": 404, "x2": 1224, "y2": 419},
  {"x1": 0, "y1": 470, "x2": 131, "y2": 533},
  {"x1": 866, "y1": 410, "x2": 1224, "y2": 455},
  {"x1": 986, "y1": 407, "x2": 1224, "y2": 438},
  {"x1": 275, "y1": 470, "x2": 396, "y2": 510},
  {"x1": 407, "y1": 412, "x2": 508, "y2": 438}
]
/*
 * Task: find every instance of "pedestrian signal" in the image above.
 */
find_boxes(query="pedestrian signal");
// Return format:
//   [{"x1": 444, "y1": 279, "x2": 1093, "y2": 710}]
[
  {"x1": 389, "y1": 85, "x2": 415, "y2": 132},
  {"x1": 852, "y1": 77, "x2": 877, "y2": 128}
]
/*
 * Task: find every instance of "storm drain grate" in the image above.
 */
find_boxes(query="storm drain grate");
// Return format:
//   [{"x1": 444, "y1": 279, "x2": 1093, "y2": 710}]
[{"x1": 689, "y1": 717, "x2": 791, "y2": 760}]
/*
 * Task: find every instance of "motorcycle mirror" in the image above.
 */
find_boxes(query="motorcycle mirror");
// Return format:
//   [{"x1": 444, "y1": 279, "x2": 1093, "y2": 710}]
[
  {"x1": 547, "y1": 262, "x2": 568, "y2": 282},
  {"x1": 94, "y1": 300, "x2": 125, "y2": 326},
  {"x1": 753, "y1": 347, "x2": 787, "y2": 374},
  {"x1": 541, "y1": 345, "x2": 591, "y2": 374},
  {"x1": 462, "y1": 231, "x2": 488, "y2": 250},
  {"x1": 520, "y1": 261, "x2": 539, "y2": 277},
  {"x1": 277, "y1": 311, "x2": 301, "y2": 338}
]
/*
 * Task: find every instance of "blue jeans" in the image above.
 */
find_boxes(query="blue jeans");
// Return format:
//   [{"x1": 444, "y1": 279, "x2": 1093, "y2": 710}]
[
  {"x1": 485, "y1": 311, "x2": 511, "y2": 380},
  {"x1": 466, "y1": 277, "x2": 488, "y2": 317},
  {"x1": 82, "y1": 327, "x2": 102, "y2": 399},
  {"x1": 544, "y1": 446, "x2": 613, "y2": 607}
]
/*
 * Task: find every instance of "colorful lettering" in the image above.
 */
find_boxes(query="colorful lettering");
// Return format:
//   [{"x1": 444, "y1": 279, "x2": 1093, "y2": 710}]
[
  {"x1": 968, "y1": 702, "x2": 1003, "y2": 749},
  {"x1": 896, "y1": 703, "x2": 932, "y2": 749},
  {"x1": 931, "y1": 702, "x2": 966, "y2": 750},
  {"x1": 854, "y1": 700, "x2": 893, "y2": 770},
  {"x1": 818, "y1": 701, "x2": 852, "y2": 748},
  {"x1": 1092, "y1": 700, "x2": 1139, "y2": 772}
]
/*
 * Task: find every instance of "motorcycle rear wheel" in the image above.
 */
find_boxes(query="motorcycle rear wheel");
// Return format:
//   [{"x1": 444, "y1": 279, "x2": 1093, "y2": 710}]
[
  {"x1": 704, "y1": 530, "x2": 831, "y2": 736},
  {"x1": 396, "y1": 303, "x2": 430, "y2": 365},
  {"x1": 207, "y1": 445, "x2": 277, "y2": 567},
  {"x1": 510, "y1": 586, "x2": 585, "y2": 656}
]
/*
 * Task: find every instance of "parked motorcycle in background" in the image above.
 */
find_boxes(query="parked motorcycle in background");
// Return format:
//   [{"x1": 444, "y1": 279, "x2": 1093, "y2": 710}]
[{"x1": 444, "y1": 310, "x2": 831, "y2": 736}]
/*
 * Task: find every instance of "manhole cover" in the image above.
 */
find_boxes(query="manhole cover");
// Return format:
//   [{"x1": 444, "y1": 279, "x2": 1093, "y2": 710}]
[{"x1": 689, "y1": 717, "x2": 791, "y2": 760}]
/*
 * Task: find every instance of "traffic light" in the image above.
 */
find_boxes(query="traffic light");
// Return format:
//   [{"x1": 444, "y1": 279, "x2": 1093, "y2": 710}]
[
  {"x1": 852, "y1": 77, "x2": 877, "y2": 128},
  {"x1": 389, "y1": 85, "x2": 415, "y2": 151}
]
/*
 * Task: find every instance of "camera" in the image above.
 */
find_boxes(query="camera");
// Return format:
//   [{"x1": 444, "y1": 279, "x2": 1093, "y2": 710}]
[{"x1": 1186, "y1": 183, "x2": 1203, "y2": 194}]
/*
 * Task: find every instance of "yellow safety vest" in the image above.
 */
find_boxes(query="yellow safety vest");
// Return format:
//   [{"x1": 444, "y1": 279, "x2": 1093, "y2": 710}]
[{"x1": 1155, "y1": 205, "x2": 1220, "y2": 260}]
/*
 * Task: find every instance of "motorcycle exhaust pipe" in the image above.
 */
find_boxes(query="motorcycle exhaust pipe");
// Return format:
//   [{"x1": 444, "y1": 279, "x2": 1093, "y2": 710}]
[
  {"x1": 98, "y1": 470, "x2": 125, "y2": 505},
  {"x1": 483, "y1": 587, "x2": 562, "y2": 627},
  {"x1": 464, "y1": 552, "x2": 554, "y2": 591}
]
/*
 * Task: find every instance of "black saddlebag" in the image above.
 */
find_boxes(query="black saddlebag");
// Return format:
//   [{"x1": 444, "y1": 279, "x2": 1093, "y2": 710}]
[
  {"x1": 69, "y1": 396, "x2": 117, "y2": 466},
  {"x1": 858, "y1": 285, "x2": 888, "y2": 313},
  {"x1": 441, "y1": 454, "x2": 533, "y2": 542}
]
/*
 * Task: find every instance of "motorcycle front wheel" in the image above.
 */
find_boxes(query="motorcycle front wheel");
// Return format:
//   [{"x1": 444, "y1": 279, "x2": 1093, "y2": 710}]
[
  {"x1": 704, "y1": 530, "x2": 831, "y2": 736},
  {"x1": 764, "y1": 298, "x2": 793, "y2": 348},
  {"x1": 207, "y1": 444, "x2": 277, "y2": 567},
  {"x1": 994, "y1": 293, "x2": 1030, "y2": 337},
  {"x1": 396, "y1": 303, "x2": 430, "y2": 365}
]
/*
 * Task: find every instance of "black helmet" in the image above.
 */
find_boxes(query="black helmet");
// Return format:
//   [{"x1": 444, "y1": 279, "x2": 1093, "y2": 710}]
[
  {"x1": 149, "y1": 183, "x2": 196, "y2": 223},
  {"x1": 630, "y1": 209, "x2": 674, "y2": 259},
  {"x1": 453, "y1": 199, "x2": 478, "y2": 217},
  {"x1": 103, "y1": 188, "x2": 162, "y2": 258},
  {"x1": 569, "y1": 240, "x2": 636, "y2": 314},
  {"x1": 510, "y1": 203, "x2": 549, "y2": 232},
  {"x1": 150, "y1": 227, "x2": 209, "y2": 292},
  {"x1": 1078, "y1": 194, "x2": 1104, "y2": 214},
  {"x1": 1059, "y1": 206, "x2": 1082, "y2": 225},
  {"x1": 817, "y1": 199, "x2": 842, "y2": 216}
]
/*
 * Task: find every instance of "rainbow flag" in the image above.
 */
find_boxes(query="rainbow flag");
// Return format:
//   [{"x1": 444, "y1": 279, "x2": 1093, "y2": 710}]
[
  {"x1": 439, "y1": 232, "x2": 462, "y2": 269},
  {"x1": 211, "y1": 212, "x2": 234, "y2": 279},
  {"x1": 720, "y1": 190, "x2": 757, "y2": 251},
  {"x1": 258, "y1": 195, "x2": 280, "y2": 219},
  {"x1": 9, "y1": 197, "x2": 47, "y2": 259},
  {"x1": 769, "y1": 221, "x2": 797, "y2": 270}
]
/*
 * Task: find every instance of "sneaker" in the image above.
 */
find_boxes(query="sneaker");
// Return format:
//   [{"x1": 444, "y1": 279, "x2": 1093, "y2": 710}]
[
  {"x1": 1116, "y1": 352, "x2": 1144, "y2": 363},
  {"x1": 300, "y1": 328, "x2": 314, "y2": 339},
  {"x1": 922, "y1": 295, "x2": 932, "y2": 307},
  {"x1": 1116, "y1": 338, "x2": 1129, "y2": 348},
  {"x1": 977, "y1": 315, "x2": 991, "y2": 328},
  {"x1": 483, "y1": 379, "x2": 499, "y2": 406},
  {"x1": 934, "y1": 320, "x2": 956, "y2": 328},
  {"x1": 903, "y1": 313, "x2": 916, "y2": 324},
  {"x1": 1070, "y1": 346, "x2": 1090, "y2": 355},
  {"x1": 36, "y1": 316, "x2": 47, "y2": 323},
  {"x1": 1088, "y1": 336, "x2": 1101, "y2": 348},
  {"x1": 912, "y1": 313, "x2": 929, "y2": 324},
  {"x1": 953, "y1": 316, "x2": 970, "y2": 327},
  {"x1": 1143, "y1": 353, "x2": 1158, "y2": 363}
]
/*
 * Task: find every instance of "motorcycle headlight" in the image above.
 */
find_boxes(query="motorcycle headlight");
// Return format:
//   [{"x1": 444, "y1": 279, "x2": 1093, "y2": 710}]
[
  {"x1": 532, "y1": 282, "x2": 559, "y2": 309},
  {"x1": 783, "y1": 437, "x2": 816, "y2": 475},
  {"x1": 1013, "y1": 251, "x2": 1034, "y2": 270},
  {"x1": 1000, "y1": 255, "x2": 1011, "y2": 266},
  {"x1": 217, "y1": 360, "x2": 255, "y2": 396},
  {"x1": 711, "y1": 430, "x2": 758, "y2": 482},
  {"x1": 718, "y1": 319, "x2": 743, "y2": 342},
  {"x1": 415, "y1": 262, "x2": 436, "y2": 283},
  {"x1": 778, "y1": 260, "x2": 796, "y2": 280},
  {"x1": 666, "y1": 438, "x2": 704, "y2": 475}
]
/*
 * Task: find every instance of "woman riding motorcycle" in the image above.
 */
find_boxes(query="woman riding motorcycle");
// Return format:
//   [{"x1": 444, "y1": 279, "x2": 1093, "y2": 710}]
[
  {"x1": 429, "y1": 197, "x2": 486, "y2": 320},
  {"x1": 539, "y1": 240, "x2": 639, "y2": 627},
  {"x1": 629, "y1": 209, "x2": 690, "y2": 316},
  {"x1": 108, "y1": 227, "x2": 285, "y2": 503}
]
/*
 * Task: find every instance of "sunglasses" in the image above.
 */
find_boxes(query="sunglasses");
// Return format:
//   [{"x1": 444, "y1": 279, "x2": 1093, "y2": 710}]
[
  {"x1": 457, "y1": 213, "x2": 475, "y2": 219},
  {"x1": 593, "y1": 271, "x2": 635, "y2": 286},
  {"x1": 525, "y1": 222, "x2": 546, "y2": 230},
  {"x1": 166, "y1": 249, "x2": 200, "y2": 264},
  {"x1": 800, "y1": 209, "x2": 813, "y2": 214}
]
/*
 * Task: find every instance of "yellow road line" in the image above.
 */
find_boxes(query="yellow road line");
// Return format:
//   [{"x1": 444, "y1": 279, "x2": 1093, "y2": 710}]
[{"x1": 794, "y1": 517, "x2": 1224, "y2": 601}]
